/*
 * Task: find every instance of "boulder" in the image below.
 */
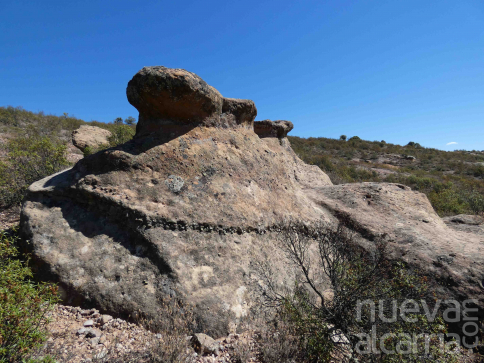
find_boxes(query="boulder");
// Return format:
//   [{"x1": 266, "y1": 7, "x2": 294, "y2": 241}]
[
  {"x1": 443, "y1": 214, "x2": 484, "y2": 226},
  {"x1": 127, "y1": 66, "x2": 223, "y2": 137},
  {"x1": 305, "y1": 183, "x2": 484, "y2": 312},
  {"x1": 191, "y1": 333, "x2": 219, "y2": 355},
  {"x1": 72, "y1": 125, "x2": 112, "y2": 152},
  {"x1": 221, "y1": 98, "x2": 257, "y2": 129},
  {"x1": 20, "y1": 66, "x2": 483, "y2": 338},
  {"x1": 254, "y1": 120, "x2": 294, "y2": 139}
]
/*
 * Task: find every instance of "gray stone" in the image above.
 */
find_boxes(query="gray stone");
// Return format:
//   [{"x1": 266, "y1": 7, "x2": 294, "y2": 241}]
[
  {"x1": 76, "y1": 328, "x2": 88, "y2": 336},
  {"x1": 100, "y1": 314, "x2": 113, "y2": 325},
  {"x1": 93, "y1": 349, "x2": 108, "y2": 360},
  {"x1": 191, "y1": 333, "x2": 219, "y2": 355},
  {"x1": 164, "y1": 175, "x2": 184, "y2": 193},
  {"x1": 90, "y1": 337, "x2": 100, "y2": 347},
  {"x1": 85, "y1": 328, "x2": 101, "y2": 338}
]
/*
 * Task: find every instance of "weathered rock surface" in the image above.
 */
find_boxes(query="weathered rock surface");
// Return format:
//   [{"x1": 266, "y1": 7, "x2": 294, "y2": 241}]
[
  {"x1": 254, "y1": 120, "x2": 293, "y2": 139},
  {"x1": 72, "y1": 125, "x2": 112, "y2": 152},
  {"x1": 305, "y1": 184, "x2": 483, "y2": 309},
  {"x1": 443, "y1": 214, "x2": 484, "y2": 236},
  {"x1": 221, "y1": 98, "x2": 257, "y2": 129},
  {"x1": 20, "y1": 66, "x2": 484, "y2": 338},
  {"x1": 66, "y1": 142, "x2": 84, "y2": 163},
  {"x1": 191, "y1": 333, "x2": 219, "y2": 355},
  {"x1": 127, "y1": 66, "x2": 224, "y2": 137}
]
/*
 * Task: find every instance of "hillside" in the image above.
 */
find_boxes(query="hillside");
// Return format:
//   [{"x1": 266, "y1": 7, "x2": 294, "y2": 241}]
[
  {"x1": 0, "y1": 105, "x2": 135, "y2": 142},
  {"x1": 0, "y1": 106, "x2": 136, "y2": 211},
  {"x1": 289, "y1": 135, "x2": 484, "y2": 216}
]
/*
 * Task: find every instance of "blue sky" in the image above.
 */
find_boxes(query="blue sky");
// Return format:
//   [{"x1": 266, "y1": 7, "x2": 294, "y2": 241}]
[{"x1": 1, "y1": 0, "x2": 483, "y2": 150}]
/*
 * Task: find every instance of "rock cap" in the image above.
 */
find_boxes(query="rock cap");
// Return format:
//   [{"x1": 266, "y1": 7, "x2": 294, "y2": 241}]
[
  {"x1": 254, "y1": 120, "x2": 294, "y2": 138},
  {"x1": 126, "y1": 66, "x2": 257, "y2": 137},
  {"x1": 221, "y1": 98, "x2": 257, "y2": 129}
]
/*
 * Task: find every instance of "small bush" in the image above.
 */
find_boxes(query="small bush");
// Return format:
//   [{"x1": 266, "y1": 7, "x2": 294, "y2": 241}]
[
  {"x1": 0, "y1": 227, "x2": 59, "y2": 362},
  {"x1": 0, "y1": 137, "x2": 70, "y2": 207},
  {"x1": 463, "y1": 189, "x2": 484, "y2": 215},
  {"x1": 428, "y1": 189, "x2": 468, "y2": 216},
  {"x1": 124, "y1": 116, "x2": 136, "y2": 126},
  {"x1": 82, "y1": 145, "x2": 95, "y2": 156},
  {"x1": 107, "y1": 124, "x2": 136, "y2": 147},
  {"x1": 255, "y1": 319, "x2": 301, "y2": 363},
  {"x1": 0, "y1": 136, "x2": 70, "y2": 208}
]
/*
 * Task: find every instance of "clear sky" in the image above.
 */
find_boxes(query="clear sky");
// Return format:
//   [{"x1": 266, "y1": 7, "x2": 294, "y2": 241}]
[{"x1": 1, "y1": 0, "x2": 483, "y2": 150}]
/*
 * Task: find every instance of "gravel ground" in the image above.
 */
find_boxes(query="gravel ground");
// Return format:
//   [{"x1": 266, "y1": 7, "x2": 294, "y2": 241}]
[{"x1": 29, "y1": 304, "x2": 259, "y2": 363}]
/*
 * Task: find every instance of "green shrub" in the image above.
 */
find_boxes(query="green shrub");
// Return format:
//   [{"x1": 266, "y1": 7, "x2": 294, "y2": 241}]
[
  {"x1": 471, "y1": 165, "x2": 484, "y2": 178},
  {"x1": 0, "y1": 227, "x2": 59, "y2": 362},
  {"x1": 82, "y1": 145, "x2": 95, "y2": 156},
  {"x1": 107, "y1": 124, "x2": 136, "y2": 147},
  {"x1": 457, "y1": 189, "x2": 484, "y2": 216},
  {"x1": 0, "y1": 136, "x2": 70, "y2": 208},
  {"x1": 124, "y1": 116, "x2": 136, "y2": 126}
]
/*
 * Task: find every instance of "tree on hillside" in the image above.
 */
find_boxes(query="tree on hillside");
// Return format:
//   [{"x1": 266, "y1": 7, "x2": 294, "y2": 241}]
[
  {"x1": 114, "y1": 117, "x2": 123, "y2": 124},
  {"x1": 124, "y1": 116, "x2": 136, "y2": 125},
  {"x1": 340, "y1": 135, "x2": 347, "y2": 141}
]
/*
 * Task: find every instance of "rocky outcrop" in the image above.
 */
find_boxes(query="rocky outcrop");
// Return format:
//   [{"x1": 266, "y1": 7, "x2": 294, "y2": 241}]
[
  {"x1": 20, "y1": 66, "x2": 483, "y2": 338},
  {"x1": 221, "y1": 98, "x2": 257, "y2": 129},
  {"x1": 21, "y1": 66, "x2": 332, "y2": 337},
  {"x1": 254, "y1": 120, "x2": 293, "y2": 139},
  {"x1": 72, "y1": 125, "x2": 112, "y2": 152},
  {"x1": 306, "y1": 184, "x2": 483, "y2": 310},
  {"x1": 127, "y1": 66, "x2": 224, "y2": 138},
  {"x1": 66, "y1": 142, "x2": 84, "y2": 163},
  {"x1": 443, "y1": 214, "x2": 484, "y2": 236}
]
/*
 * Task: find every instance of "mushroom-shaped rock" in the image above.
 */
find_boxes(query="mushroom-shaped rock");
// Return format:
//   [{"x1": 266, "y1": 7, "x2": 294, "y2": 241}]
[
  {"x1": 127, "y1": 66, "x2": 224, "y2": 137},
  {"x1": 254, "y1": 120, "x2": 294, "y2": 139},
  {"x1": 221, "y1": 98, "x2": 257, "y2": 128}
]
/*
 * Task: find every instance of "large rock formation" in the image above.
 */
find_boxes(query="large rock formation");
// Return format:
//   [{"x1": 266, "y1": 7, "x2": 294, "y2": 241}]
[{"x1": 20, "y1": 66, "x2": 483, "y2": 337}]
